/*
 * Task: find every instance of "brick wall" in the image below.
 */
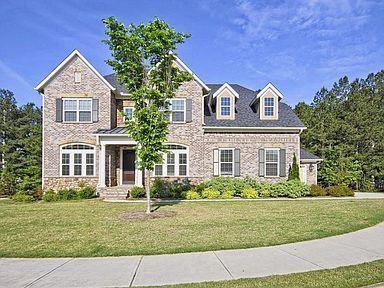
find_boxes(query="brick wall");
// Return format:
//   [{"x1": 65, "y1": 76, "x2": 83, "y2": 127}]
[{"x1": 42, "y1": 55, "x2": 112, "y2": 190}]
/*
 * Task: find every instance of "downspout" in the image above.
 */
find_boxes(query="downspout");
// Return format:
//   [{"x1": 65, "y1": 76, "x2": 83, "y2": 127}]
[{"x1": 201, "y1": 90, "x2": 210, "y2": 126}]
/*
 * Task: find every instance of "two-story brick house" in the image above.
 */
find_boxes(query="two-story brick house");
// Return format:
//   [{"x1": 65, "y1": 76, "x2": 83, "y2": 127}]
[{"x1": 35, "y1": 50, "x2": 322, "y2": 197}]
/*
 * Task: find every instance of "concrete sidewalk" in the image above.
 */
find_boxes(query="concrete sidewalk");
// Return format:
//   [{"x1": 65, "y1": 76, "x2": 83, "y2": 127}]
[{"x1": 1, "y1": 222, "x2": 384, "y2": 287}]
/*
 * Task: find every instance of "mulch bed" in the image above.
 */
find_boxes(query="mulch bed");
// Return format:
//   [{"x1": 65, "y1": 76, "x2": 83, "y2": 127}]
[{"x1": 119, "y1": 211, "x2": 177, "y2": 221}]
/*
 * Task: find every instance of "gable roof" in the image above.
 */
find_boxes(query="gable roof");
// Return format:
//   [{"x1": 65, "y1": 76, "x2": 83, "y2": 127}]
[
  {"x1": 35, "y1": 50, "x2": 115, "y2": 92},
  {"x1": 103, "y1": 54, "x2": 210, "y2": 94},
  {"x1": 249, "y1": 82, "x2": 283, "y2": 107},
  {"x1": 204, "y1": 83, "x2": 305, "y2": 129},
  {"x1": 212, "y1": 83, "x2": 239, "y2": 98}
]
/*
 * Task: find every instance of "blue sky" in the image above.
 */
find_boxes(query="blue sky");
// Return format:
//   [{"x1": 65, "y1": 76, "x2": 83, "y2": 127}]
[{"x1": 1, "y1": 0, "x2": 383, "y2": 107}]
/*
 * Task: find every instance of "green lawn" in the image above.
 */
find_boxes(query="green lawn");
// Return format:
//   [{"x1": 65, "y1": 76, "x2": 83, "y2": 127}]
[
  {"x1": 143, "y1": 260, "x2": 384, "y2": 288},
  {"x1": 0, "y1": 199, "x2": 384, "y2": 257}
]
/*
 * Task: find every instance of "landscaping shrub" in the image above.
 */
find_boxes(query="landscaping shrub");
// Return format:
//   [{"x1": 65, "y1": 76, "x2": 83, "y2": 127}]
[
  {"x1": 11, "y1": 192, "x2": 35, "y2": 203},
  {"x1": 288, "y1": 153, "x2": 300, "y2": 181},
  {"x1": 57, "y1": 188, "x2": 78, "y2": 201},
  {"x1": 42, "y1": 189, "x2": 58, "y2": 202},
  {"x1": 194, "y1": 182, "x2": 206, "y2": 193},
  {"x1": 130, "y1": 186, "x2": 146, "y2": 198},
  {"x1": 77, "y1": 186, "x2": 96, "y2": 199},
  {"x1": 150, "y1": 178, "x2": 166, "y2": 198},
  {"x1": 241, "y1": 187, "x2": 258, "y2": 199},
  {"x1": 220, "y1": 189, "x2": 234, "y2": 199},
  {"x1": 270, "y1": 181, "x2": 310, "y2": 198},
  {"x1": 326, "y1": 185, "x2": 355, "y2": 197},
  {"x1": 202, "y1": 187, "x2": 220, "y2": 199},
  {"x1": 258, "y1": 188, "x2": 271, "y2": 198},
  {"x1": 182, "y1": 190, "x2": 201, "y2": 200},
  {"x1": 310, "y1": 185, "x2": 327, "y2": 197}
]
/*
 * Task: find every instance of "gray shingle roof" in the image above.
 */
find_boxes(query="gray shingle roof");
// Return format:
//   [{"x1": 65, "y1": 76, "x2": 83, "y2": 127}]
[
  {"x1": 97, "y1": 127, "x2": 129, "y2": 134},
  {"x1": 204, "y1": 84, "x2": 305, "y2": 128},
  {"x1": 103, "y1": 74, "x2": 129, "y2": 94},
  {"x1": 300, "y1": 148, "x2": 322, "y2": 160}
]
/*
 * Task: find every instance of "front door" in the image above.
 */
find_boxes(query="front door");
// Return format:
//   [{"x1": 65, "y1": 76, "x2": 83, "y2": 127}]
[{"x1": 122, "y1": 150, "x2": 135, "y2": 184}]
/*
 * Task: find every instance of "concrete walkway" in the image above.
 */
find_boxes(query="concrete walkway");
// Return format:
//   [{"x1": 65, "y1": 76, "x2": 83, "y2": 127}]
[{"x1": 1, "y1": 222, "x2": 384, "y2": 288}]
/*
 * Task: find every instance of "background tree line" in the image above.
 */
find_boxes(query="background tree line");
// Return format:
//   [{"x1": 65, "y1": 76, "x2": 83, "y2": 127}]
[
  {"x1": 295, "y1": 70, "x2": 384, "y2": 191},
  {"x1": 0, "y1": 89, "x2": 42, "y2": 197}
]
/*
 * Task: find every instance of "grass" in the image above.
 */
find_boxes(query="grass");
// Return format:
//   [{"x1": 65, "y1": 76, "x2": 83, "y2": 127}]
[
  {"x1": 0, "y1": 199, "x2": 384, "y2": 257},
  {"x1": 142, "y1": 260, "x2": 384, "y2": 288}
]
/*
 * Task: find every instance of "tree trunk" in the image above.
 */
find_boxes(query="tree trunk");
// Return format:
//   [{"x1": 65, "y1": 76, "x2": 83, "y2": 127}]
[{"x1": 145, "y1": 169, "x2": 151, "y2": 214}]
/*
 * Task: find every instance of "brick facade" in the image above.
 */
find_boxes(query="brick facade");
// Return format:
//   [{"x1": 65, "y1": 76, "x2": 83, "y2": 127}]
[{"x1": 41, "y1": 53, "x2": 317, "y2": 191}]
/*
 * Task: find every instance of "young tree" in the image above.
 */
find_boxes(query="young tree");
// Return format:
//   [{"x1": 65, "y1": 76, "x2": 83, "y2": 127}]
[
  {"x1": 103, "y1": 17, "x2": 192, "y2": 213},
  {"x1": 288, "y1": 153, "x2": 300, "y2": 181}
]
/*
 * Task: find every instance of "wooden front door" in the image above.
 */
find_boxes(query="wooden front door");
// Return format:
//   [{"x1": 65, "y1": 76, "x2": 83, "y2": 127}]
[{"x1": 122, "y1": 150, "x2": 135, "y2": 184}]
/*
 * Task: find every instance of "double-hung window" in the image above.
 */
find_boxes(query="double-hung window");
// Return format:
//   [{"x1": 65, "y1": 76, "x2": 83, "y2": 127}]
[
  {"x1": 154, "y1": 144, "x2": 188, "y2": 177},
  {"x1": 63, "y1": 98, "x2": 92, "y2": 122},
  {"x1": 264, "y1": 97, "x2": 275, "y2": 117},
  {"x1": 265, "y1": 149, "x2": 279, "y2": 177},
  {"x1": 60, "y1": 144, "x2": 95, "y2": 176},
  {"x1": 219, "y1": 149, "x2": 234, "y2": 176},
  {"x1": 169, "y1": 99, "x2": 186, "y2": 123},
  {"x1": 220, "y1": 97, "x2": 231, "y2": 116},
  {"x1": 123, "y1": 107, "x2": 134, "y2": 120}
]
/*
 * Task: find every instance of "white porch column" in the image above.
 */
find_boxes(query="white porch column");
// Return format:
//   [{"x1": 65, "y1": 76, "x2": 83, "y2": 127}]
[
  {"x1": 98, "y1": 144, "x2": 106, "y2": 187},
  {"x1": 135, "y1": 152, "x2": 143, "y2": 187}
]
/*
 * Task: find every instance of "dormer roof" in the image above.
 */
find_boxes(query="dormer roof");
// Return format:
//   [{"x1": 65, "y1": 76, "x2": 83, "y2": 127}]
[
  {"x1": 212, "y1": 83, "x2": 239, "y2": 98},
  {"x1": 249, "y1": 82, "x2": 283, "y2": 107}
]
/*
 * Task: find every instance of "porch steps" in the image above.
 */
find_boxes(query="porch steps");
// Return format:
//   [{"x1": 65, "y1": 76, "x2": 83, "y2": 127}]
[{"x1": 98, "y1": 185, "x2": 133, "y2": 200}]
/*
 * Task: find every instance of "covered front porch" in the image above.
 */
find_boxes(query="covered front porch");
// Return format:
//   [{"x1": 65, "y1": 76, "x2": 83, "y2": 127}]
[{"x1": 96, "y1": 127, "x2": 143, "y2": 189}]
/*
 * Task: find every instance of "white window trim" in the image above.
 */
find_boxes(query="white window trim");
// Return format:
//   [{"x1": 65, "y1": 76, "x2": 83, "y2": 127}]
[
  {"x1": 60, "y1": 143, "x2": 96, "y2": 177},
  {"x1": 265, "y1": 148, "x2": 280, "y2": 177},
  {"x1": 123, "y1": 106, "x2": 134, "y2": 121},
  {"x1": 220, "y1": 96, "x2": 231, "y2": 116},
  {"x1": 153, "y1": 144, "x2": 189, "y2": 177},
  {"x1": 219, "y1": 148, "x2": 235, "y2": 177},
  {"x1": 264, "y1": 97, "x2": 275, "y2": 117},
  {"x1": 168, "y1": 98, "x2": 186, "y2": 123},
  {"x1": 63, "y1": 98, "x2": 93, "y2": 123}
]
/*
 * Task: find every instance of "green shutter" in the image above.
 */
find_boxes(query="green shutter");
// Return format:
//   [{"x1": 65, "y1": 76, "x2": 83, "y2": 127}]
[
  {"x1": 234, "y1": 149, "x2": 240, "y2": 177},
  {"x1": 56, "y1": 98, "x2": 62, "y2": 122},
  {"x1": 279, "y1": 149, "x2": 286, "y2": 177},
  {"x1": 186, "y1": 99, "x2": 192, "y2": 122},
  {"x1": 92, "y1": 99, "x2": 99, "y2": 122},
  {"x1": 259, "y1": 148, "x2": 265, "y2": 177}
]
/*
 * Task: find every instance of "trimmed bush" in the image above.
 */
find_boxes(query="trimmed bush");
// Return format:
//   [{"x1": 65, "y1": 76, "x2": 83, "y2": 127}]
[
  {"x1": 326, "y1": 185, "x2": 354, "y2": 197},
  {"x1": 182, "y1": 190, "x2": 201, "y2": 200},
  {"x1": 310, "y1": 185, "x2": 327, "y2": 197},
  {"x1": 57, "y1": 188, "x2": 77, "y2": 201},
  {"x1": 220, "y1": 189, "x2": 234, "y2": 199},
  {"x1": 258, "y1": 188, "x2": 271, "y2": 198},
  {"x1": 11, "y1": 192, "x2": 35, "y2": 203},
  {"x1": 77, "y1": 186, "x2": 96, "y2": 199},
  {"x1": 42, "y1": 189, "x2": 58, "y2": 202},
  {"x1": 270, "y1": 180, "x2": 310, "y2": 198},
  {"x1": 202, "y1": 187, "x2": 220, "y2": 199},
  {"x1": 130, "y1": 186, "x2": 146, "y2": 198},
  {"x1": 150, "y1": 178, "x2": 166, "y2": 198},
  {"x1": 241, "y1": 187, "x2": 258, "y2": 199}
]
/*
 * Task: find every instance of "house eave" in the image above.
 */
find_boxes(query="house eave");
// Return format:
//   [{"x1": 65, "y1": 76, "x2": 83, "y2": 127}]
[{"x1": 203, "y1": 126, "x2": 307, "y2": 133}]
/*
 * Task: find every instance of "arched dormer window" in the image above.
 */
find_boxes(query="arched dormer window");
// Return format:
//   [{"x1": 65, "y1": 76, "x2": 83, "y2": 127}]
[
  {"x1": 60, "y1": 143, "x2": 95, "y2": 176},
  {"x1": 153, "y1": 144, "x2": 189, "y2": 177}
]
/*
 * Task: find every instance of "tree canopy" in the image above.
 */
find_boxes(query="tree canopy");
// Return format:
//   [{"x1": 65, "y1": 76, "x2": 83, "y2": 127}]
[
  {"x1": 103, "y1": 17, "x2": 192, "y2": 212},
  {"x1": 295, "y1": 71, "x2": 384, "y2": 191}
]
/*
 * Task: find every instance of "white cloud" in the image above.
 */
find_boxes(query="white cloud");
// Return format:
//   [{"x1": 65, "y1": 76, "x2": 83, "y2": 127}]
[{"x1": 0, "y1": 59, "x2": 31, "y2": 90}]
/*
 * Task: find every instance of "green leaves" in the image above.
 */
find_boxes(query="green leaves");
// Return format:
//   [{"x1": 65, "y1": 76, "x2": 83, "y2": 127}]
[
  {"x1": 103, "y1": 17, "x2": 192, "y2": 171},
  {"x1": 295, "y1": 70, "x2": 384, "y2": 189}
]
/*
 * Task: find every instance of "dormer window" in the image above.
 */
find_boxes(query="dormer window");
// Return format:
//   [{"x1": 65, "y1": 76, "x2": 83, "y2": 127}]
[
  {"x1": 213, "y1": 83, "x2": 239, "y2": 120},
  {"x1": 220, "y1": 97, "x2": 231, "y2": 116},
  {"x1": 264, "y1": 97, "x2": 275, "y2": 116}
]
